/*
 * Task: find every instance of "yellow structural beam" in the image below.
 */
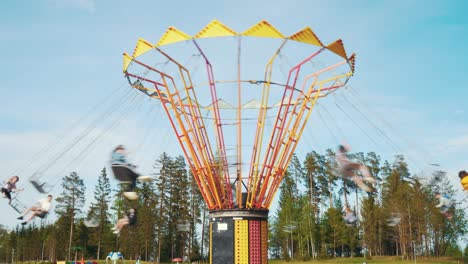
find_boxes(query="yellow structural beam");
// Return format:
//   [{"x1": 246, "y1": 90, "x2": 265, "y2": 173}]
[
  {"x1": 265, "y1": 70, "x2": 353, "y2": 207},
  {"x1": 247, "y1": 39, "x2": 287, "y2": 208}
]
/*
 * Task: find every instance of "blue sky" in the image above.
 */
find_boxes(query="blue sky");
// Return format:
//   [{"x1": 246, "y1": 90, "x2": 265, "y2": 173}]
[{"x1": 1, "y1": 0, "x2": 467, "y2": 229}]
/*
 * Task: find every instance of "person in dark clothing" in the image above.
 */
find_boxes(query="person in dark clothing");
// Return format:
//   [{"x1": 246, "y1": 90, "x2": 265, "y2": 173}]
[
  {"x1": 112, "y1": 208, "x2": 137, "y2": 234},
  {"x1": 111, "y1": 145, "x2": 152, "y2": 200}
]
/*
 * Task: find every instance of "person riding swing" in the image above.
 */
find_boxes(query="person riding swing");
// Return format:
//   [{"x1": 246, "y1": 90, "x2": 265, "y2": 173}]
[
  {"x1": 110, "y1": 145, "x2": 151, "y2": 200},
  {"x1": 459, "y1": 170, "x2": 468, "y2": 192},
  {"x1": 335, "y1": 144, "x2": 376, "y2": 193},
  {"x1": 112, "y1": 208, "x2": 137, "y2": 235},
  {"x1": 1, "y1": 176, "x2": 24, "y2": 204},
  {"x1": 17, "y1": 194, "x2": 53, "y2": 225}
]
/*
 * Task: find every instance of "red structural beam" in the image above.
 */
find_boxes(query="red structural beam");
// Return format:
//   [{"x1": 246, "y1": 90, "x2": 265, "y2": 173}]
[
  {"x1": 192, "y1": 40, "x2": 233, "y2": 208},
  {"x1": 126, "y1": 57, "x2": 224, "y2": 209}
]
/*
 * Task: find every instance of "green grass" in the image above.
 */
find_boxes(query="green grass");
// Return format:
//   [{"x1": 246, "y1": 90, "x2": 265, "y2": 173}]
[
  {"x1": 42, "y1": 256, "x2": 464, "y2": 264},
  {"x1": 269, "y1": 256, "x2": 464, "y2": 264}
]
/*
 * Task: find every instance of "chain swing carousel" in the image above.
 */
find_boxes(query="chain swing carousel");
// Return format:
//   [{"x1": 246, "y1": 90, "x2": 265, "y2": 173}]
[{"x1": 123, "y1": 20, "x2": 355, "y2": 264}]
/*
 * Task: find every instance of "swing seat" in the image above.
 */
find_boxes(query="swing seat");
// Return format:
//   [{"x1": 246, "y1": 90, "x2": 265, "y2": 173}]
[
  {"x1": 111, "y1": 164, "x2": 139, "y2": 182},
  {"x1": 344, "y1": 215, "x2": 357, "y2": 227},
  {"x1": 84, "y1": 218, "x2": 99, "y2": 228},
  {"x1": 387, "y1": 217, "x2": 401, "y2": 227},
  {"x1": 30, "y1": 179, "x2": 48, "y2": 193},
  {"x1": 9, "y1": 194, "x2": 27, "y2": 214},
  {"x1": 9, "y1": 202, "x2": 24, "y2": 214},
  {"x1": 137, "y1": 175, "x2": 153, "y2": 182}
]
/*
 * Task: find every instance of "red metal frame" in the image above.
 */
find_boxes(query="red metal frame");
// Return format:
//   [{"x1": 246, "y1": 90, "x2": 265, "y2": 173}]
[{"x1": 192, "y1": 40, "x2": 233, "y2": 208}]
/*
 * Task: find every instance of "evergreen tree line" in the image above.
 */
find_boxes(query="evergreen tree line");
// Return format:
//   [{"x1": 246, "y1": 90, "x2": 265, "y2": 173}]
[
  {"x1": 0, "y1": 150, "x2": 466, "y2": 263},
  {"x1": 270, "y1": 151, "x2": 467, "y2": 260},
  {"x1": 0, "y1": 153, "x2": 207, "y2": 263}
]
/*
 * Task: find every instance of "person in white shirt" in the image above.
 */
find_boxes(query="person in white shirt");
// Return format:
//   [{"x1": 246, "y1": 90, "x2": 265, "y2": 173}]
[{"x1": 17, "y1": 194, "x2": 53, "y2": 225}]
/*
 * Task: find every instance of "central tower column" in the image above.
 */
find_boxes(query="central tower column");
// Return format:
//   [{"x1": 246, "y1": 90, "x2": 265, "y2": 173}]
[{"x1": 209, "y1": 209, "x2": 268, "y2": 264}]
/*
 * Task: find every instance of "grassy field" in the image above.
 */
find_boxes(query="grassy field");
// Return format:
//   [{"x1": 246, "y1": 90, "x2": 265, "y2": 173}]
[
  {"x1": 269, "y1": 256, "x2": 464, "y2": 264},
  {"x1": 51, "y1": 257, "x2": 465, "y2": 264}
]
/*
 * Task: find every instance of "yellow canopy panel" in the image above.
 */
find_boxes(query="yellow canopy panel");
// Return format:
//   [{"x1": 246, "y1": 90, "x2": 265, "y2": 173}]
[
  {"x1": 156, "y1": 26, "x2": 192, "y2": 47},
  {"x1": 289, "y1": 27, "x2": 323, "y2": 47},
  {"x1": 123, "y1": 52, "x2": 132, "y2": 72},
  {"x1": 132, "y1": 38, "x2": 154, "y2": 58},
  {"x1": 195, "y1": 19, "x2": 237, "y2": 38},
  {"x1": 326, "y1": 39, "x2": 348, "y2": 59},
  {"x1": 348, "y1": 53, "x2": 356, "y2": 73},
  {"x1": 123, "y1": 20, "x2": 355, "y2": 72},
  {"x1": 241, "y1": 20, "x2": 285, "y2": 38}
]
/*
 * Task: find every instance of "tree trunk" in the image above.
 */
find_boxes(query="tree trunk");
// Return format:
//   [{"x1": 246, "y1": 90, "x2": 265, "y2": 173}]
[
  {"x1": 355, "y1": 189, "x2": 359, "y2": 218},
  {"x1": 189, "y1": 178, "x2": 195, "y2": 260},
  {"x1": 378, "y1": 219, "x2": 382, "y2": 256},
  {"x1": 407, "y1": 207, "x2": 413, "y2": 259},
  {"x1": 329, "y1": 179, "x2": 333, "y2": 208},
  {"x1": 201, "y1": 207, "x2": 206, "y2": 259},
  {"x1": 68, "y1": 219, "x2": 73, "y2": 261},
  {"x1": 310, "y1": 228, "x2": 316, "y2": 259},
  {"x1": 68, "y1": 187, "x2": 75, "y2": 261},
  {"x1": 399, "y1": 222, "x2": 405, "y2": 258},
  {"x1": 145, "y1": 224, "x2": 149, "y2": 261},
  {"x1": 396, "y1": 239, "x2": 399, "y2": 256},
  {"x1": 97, "y1": 236, "x2": 101, "y2": 260},
  {"x1": 333, "y1": 232, "x2": 336, "y2": 258},
  {"x1": 343, "y1": 181, "x2": 348, "y2": 208}
]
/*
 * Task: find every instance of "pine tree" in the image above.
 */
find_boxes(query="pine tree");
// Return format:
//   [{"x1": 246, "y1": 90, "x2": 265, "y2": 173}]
[
  {"x1": 187, "y1": 169, "x2": 205, "y2": 261},
  {"x1": 0, "y1": 225, "x2": 11, "y2": 262},
  {"x1": 55, "y1": 171, "x2": 86, "y2": 260},
  {"x1": 168, "y1": 155, "x2": 191, "y2": 260},
  {"x1": 138, "y1": 179, "x2": 158, "y2": 260},
  {"x1": 273, "y1": 171, "x2": 301, "y2": 259},
  {"x1": 321, "y1": 205, "x2": 346, "y2": 257},
  {"x1": 303, "y1": 151, "x2": 321, "y2": 219},
  {"x1": 154, "y1": 153, "x2": 172, "y2": 262},
  {"x1": 359, "y1": 152, "x2": 384, "y2": 256},
  {"x1": 324, "y1": 149, "x2": 338, "y2": 208},
  {"x1": 302, "y1": 151, "x2": 323, "y2": 258},
  {"x1": 87, "y1": 167, "x2": 112, "y2": 259}
]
